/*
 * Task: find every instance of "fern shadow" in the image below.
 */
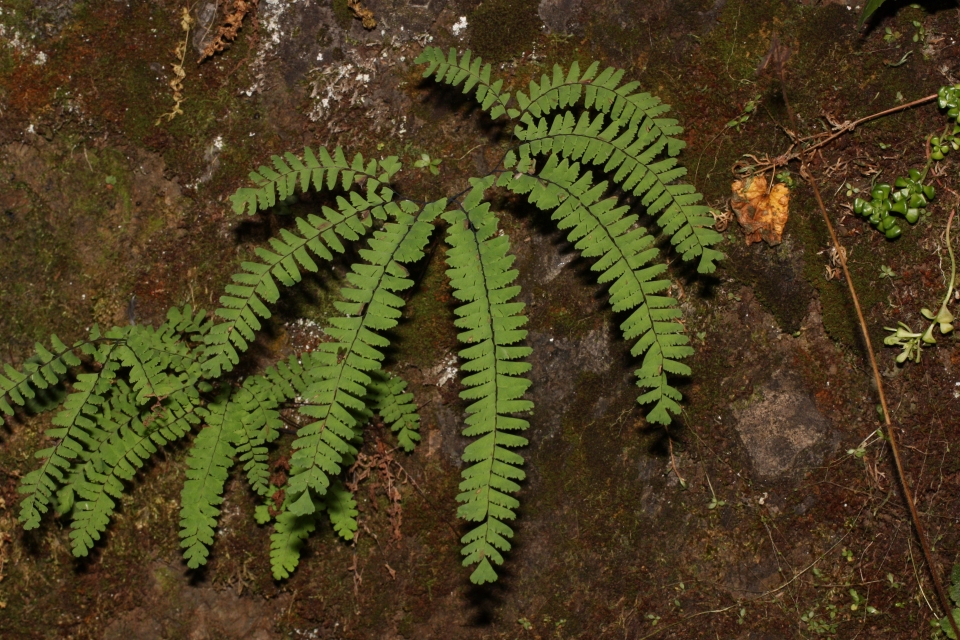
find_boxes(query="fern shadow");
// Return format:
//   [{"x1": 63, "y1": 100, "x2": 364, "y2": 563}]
[{"x1": 417, "y1": 77, "x2": 511, "y2": 145}]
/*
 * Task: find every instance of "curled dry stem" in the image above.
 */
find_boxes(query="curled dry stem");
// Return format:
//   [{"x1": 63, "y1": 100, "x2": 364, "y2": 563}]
[{"x1": 734, "y1": 93, "x2": 939, "y2": 180}]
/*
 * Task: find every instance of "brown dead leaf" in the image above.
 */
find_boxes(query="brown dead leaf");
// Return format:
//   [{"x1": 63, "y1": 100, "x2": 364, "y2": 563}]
[
  {"x1": 730, "y1": 175, "x2": 789, "y2": 246},
  {"x1": 348, "y1": 0, "x2": 376, "y2": 30}
]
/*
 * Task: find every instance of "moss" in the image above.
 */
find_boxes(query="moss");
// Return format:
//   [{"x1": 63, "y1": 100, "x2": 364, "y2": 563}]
[
  {"x1": 468, "y1": 0, "x2": 542, "y2": 63},
  {"x1": 391, "y1": 240, "x2": 458, "y2": 369},
  {"x1": 332, "y1": 0, "x2": 354, "y2": 31}
]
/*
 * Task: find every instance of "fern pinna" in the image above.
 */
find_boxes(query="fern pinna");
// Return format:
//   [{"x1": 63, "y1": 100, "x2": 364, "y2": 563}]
[{"x1": 6, "y1": 48, "x2": 721, "y2": 585}]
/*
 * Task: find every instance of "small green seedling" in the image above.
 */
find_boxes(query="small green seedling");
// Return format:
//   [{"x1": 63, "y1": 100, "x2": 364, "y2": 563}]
[
  {"x1": 879, "y1": 265, "x2": 896, "y2": 279},
  {"x1": 885, "y1": 210, "x2": 957, "y2": 363},
  {"x1": 726, "y1": 95, "x2": 760, "y2": 132},
  {"x1": 777, "y1": 170, "x2": 796, "y2": 189},
  {"x1": 413, "y1": 152, "x2": 442, "y2": 175},
  {"x1": 912, "y1": 20, "x2": 925, "y2": 43}
]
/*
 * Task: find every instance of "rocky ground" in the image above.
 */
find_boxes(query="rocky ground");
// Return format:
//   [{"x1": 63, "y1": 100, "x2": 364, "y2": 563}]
[{"x1": 1, "y1": 0, "x2": 960, "y2": 638}]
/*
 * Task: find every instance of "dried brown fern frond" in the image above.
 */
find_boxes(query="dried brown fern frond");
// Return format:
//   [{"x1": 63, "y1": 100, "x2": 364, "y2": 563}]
[{"x1": 199, "y1": 0, "x2": 259, "y2": 62}]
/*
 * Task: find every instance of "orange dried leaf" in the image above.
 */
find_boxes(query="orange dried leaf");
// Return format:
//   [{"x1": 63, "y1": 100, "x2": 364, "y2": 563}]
[
  {"x1": 348, "y1": 0, "x2": 376, "y2": 30},
  {"x1": 730, "y1": 175, "x2": 789, "y2": 246}
]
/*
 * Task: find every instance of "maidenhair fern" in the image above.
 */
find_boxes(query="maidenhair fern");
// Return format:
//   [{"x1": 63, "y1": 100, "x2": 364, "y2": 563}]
[{"x1": 6, "y1": 48, "x2": 721, "y2": 585}]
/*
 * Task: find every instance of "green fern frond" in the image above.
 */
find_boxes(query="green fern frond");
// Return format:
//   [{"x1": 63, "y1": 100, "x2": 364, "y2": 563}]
[
  {"x1": 179, "y1": 388, "x2": 240, "y2": 568},
  {"x1": 18, "y1": 357, "x2": 121, "y2": 530},
  {"x1": 284, "y1": 198, "x2": 444, "y2": 520},
  {"x1": 231, "y1": 375, "x2": 284, "y2": 497},
  {"x1": 68, "y1": 385, "x2": 162, "y2": 556},
  {"x1": 511, "y1": 110, "x2": 723, "y2": 273},
  {"x1": 269, "y1": 507, "x2": 318, "y2": 580},
  {"x1": 231, "y1": 146, "x2": 401, "y2": 216},
  {"x1": 509, "y1": 59, "x2": 594, "y2": 121},
  {"x1": 0, "y1": 334, "x2": 83, "y2": 427},
  {"x1": 263, "y1": 355, "x2": 305, "y2": 399},
  {"x1": 368, "y1": 370, "x2": 421, "y2": 452},
  {"x1": 509, "y1": 60, "x2": 685, "y2": 157},
  {"x1": 11, "y1": 48, "x2": 728, "y2": 588},
  {"x1": 111, "y1": 325, "x2": 196, "y2": 404},
  {"x1": 325, "y1": 480, "x2": 359, "y2": 541},
  {"x1": 203, "y1": 189, "x2": 394, "y2": 377},
  {"x1": 442, "y1": 176, "x2": 533, "y2": 585},
  {"x1": 415, "y1": 47, "x2": 512, "y2": 119},
  {"x1": 501, "y1": 155, "x2": 693, "y2": 423}
]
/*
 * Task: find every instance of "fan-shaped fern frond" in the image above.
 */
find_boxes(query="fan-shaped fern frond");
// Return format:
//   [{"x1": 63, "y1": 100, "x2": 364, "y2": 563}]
[
  {"x1": 442, "y1": 177, "x2": 533, "y2": 584},
  {"x1": 13, "y1": 47, "x2": 722, "y2": 588}
]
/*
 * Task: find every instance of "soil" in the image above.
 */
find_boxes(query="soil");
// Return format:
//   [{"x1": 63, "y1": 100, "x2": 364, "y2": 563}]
[{"x1": 2, "y1": 0, "x2": 960, "y2": 638}]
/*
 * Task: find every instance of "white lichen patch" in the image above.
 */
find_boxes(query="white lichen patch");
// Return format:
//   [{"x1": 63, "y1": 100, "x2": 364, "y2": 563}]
[
  {"x1": 425, "y1": 353, "x2": 459, "y2": 387},
  {"x1": 452, "y1": 16, "x2": 468, "y2": 38},
  {"x1": 243, "y1": 0, "x2": 306, "y2": 96}
]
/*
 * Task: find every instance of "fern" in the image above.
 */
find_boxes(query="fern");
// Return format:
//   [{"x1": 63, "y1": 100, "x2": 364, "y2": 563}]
[
  {"x1": 284, "y1": 199, "x2": 438, "y2": 514},
  {"x1": 444, "y1": 177, "x2": 533, "y2": 584},
  {"x1": 179, "y1": 388, "x2": 240, "y2": 568},
  {"x1": 12, "y1": 48, "x2": 719, "y2": 586},
  {"x1": 203, "y1": 155, "x2": 398, "y2": 378},
  {"x1": 0, "y1": 334, "x2": 82, "y2": 427},
  {"x1": 368, "y1": 370, "x2": 421, "y2": 452},
  {"x1": 502, "y1": 154, "x2": 692, "y2": 423},
  {"x1": 231, "y1": 375, "x2": 284, "y2": 497}
]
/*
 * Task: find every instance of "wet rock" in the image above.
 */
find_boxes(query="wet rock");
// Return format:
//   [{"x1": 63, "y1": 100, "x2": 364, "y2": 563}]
[
  {"x1": 723, "y1": 551, "x2": 780, "y2": 600},
  {"x1": 526, "y1": 326, "x2": 615, "y2": 439},
  {"x1": 192, "y1": 1, "x2": 220, "y2": 56},
  {"x1": 539, "y1": 0, "x2": 581, "y2": 34},
  {"x1": 102, "y1": 563, "x2": 289, "y2": 640},
  {"x1": 732, "y1": 369, "x2": 830, "y2": 482}
]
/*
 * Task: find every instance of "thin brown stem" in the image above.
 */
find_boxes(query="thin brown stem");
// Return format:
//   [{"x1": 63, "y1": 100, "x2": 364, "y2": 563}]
[
  {"x1": 801, "y1": 164, "x2": 960, "y2": 638},
  {"x1": 805, "y1": 93, "x2": 938, "y2": 155},
  {"x1": 733, "y1": 93, "x2": 939, "y2": 178}
]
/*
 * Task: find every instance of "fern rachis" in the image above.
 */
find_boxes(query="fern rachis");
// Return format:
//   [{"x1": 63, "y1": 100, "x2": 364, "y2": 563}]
[{"x1": 8, "y1": 47, "x2": 721, "y2": 586}]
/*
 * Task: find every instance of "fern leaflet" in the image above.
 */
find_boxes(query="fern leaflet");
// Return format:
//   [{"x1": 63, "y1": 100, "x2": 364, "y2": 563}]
[
  {"x1": 231, "y1": 147, "x2": 401, "y2": 216},
  {"x1": 368, "y1": 370, "x2": 421, "y2": 452},
  {"x1": 415, "y1": 48, "x2": 512, "y2": 119}
]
